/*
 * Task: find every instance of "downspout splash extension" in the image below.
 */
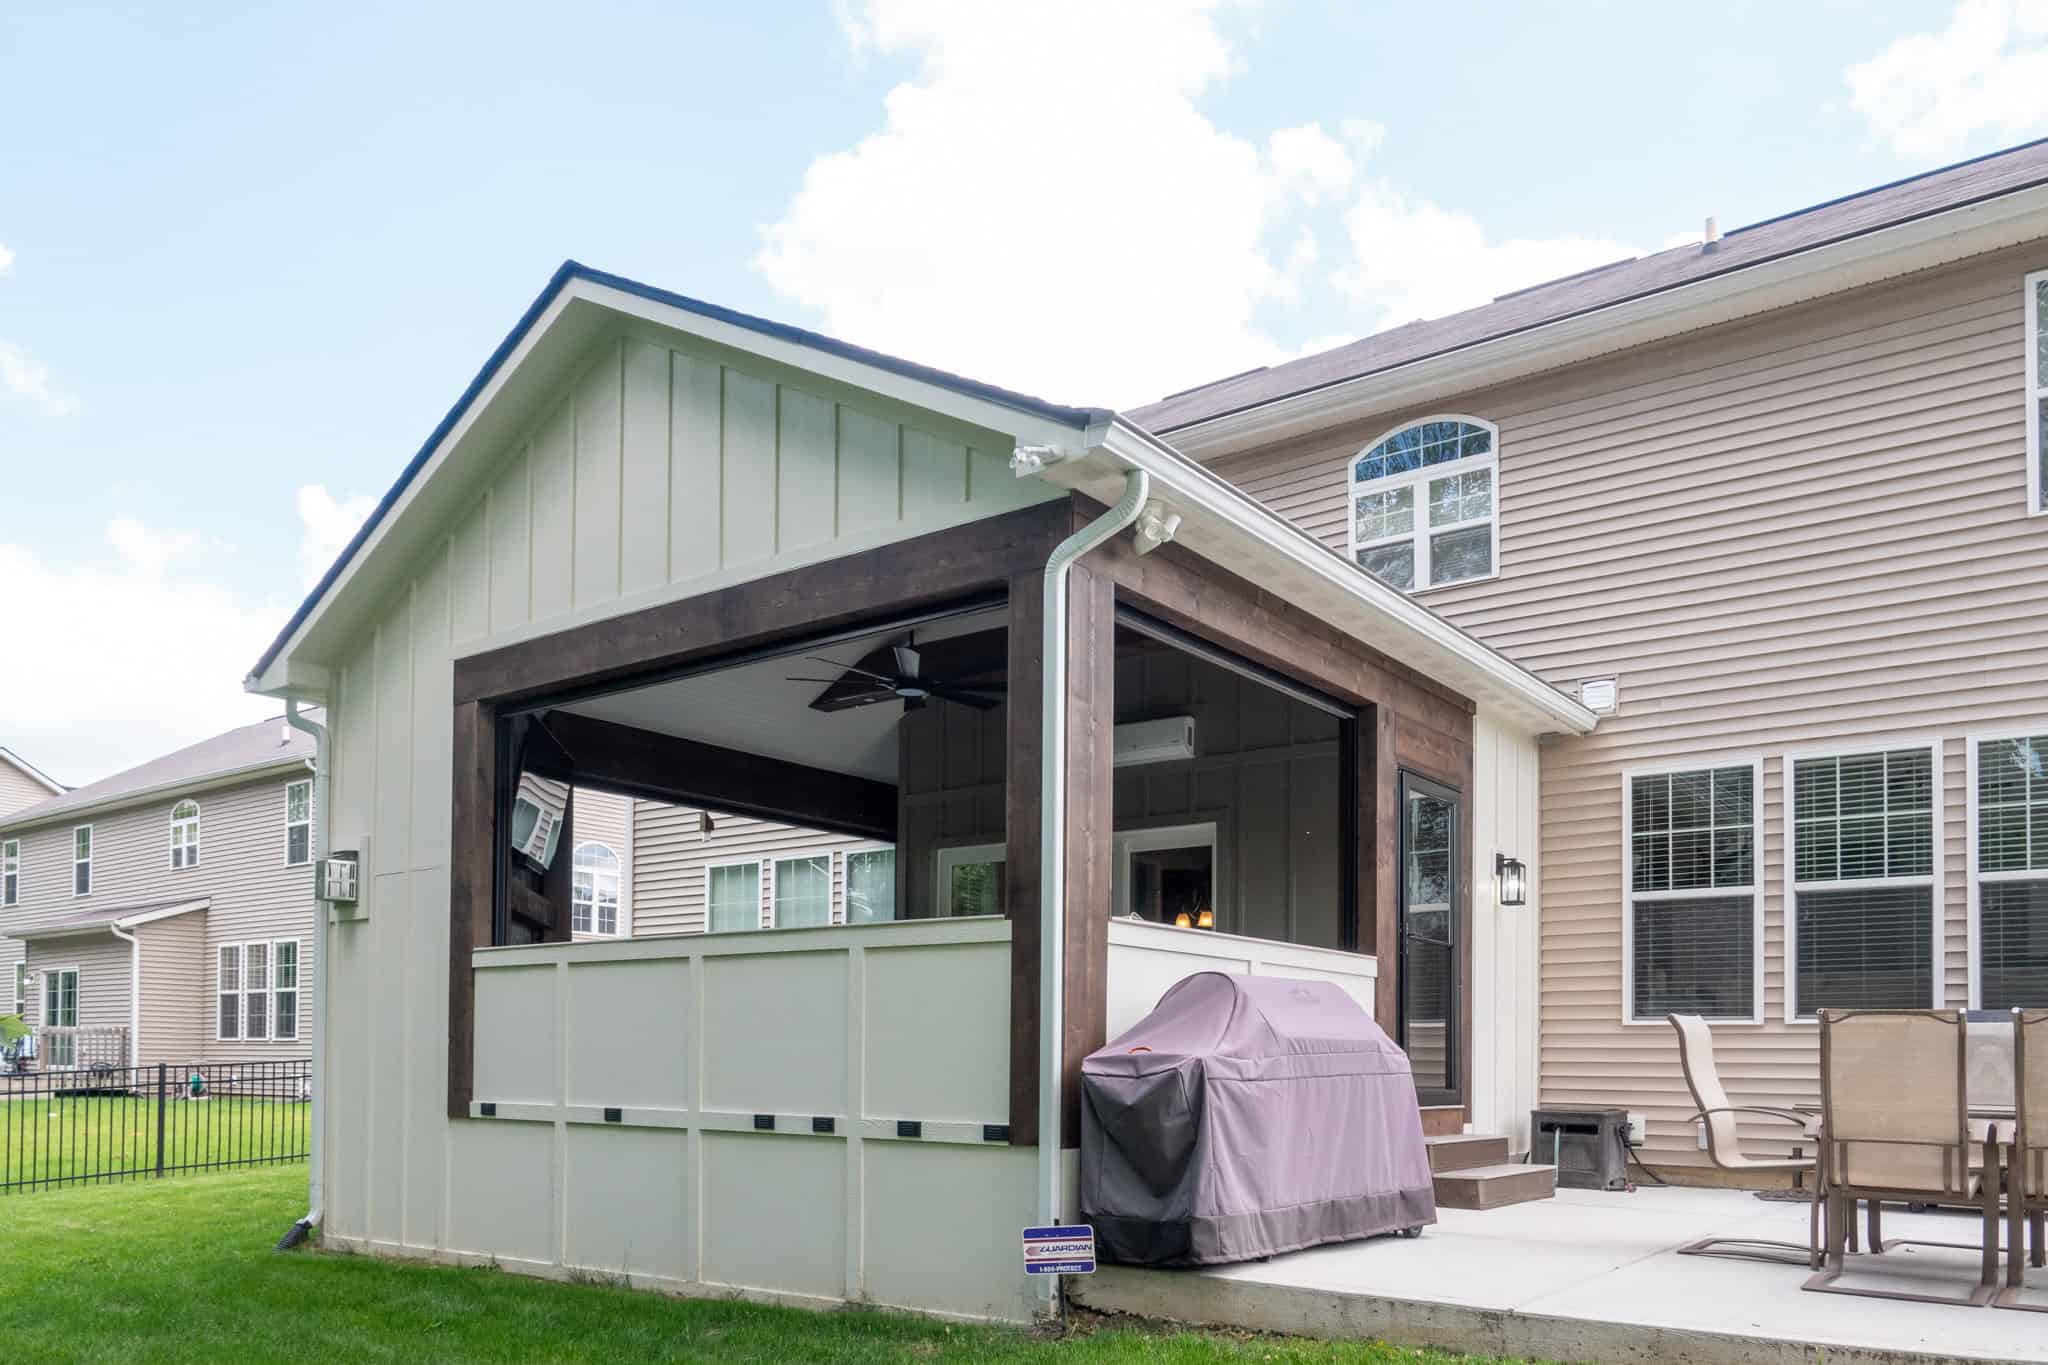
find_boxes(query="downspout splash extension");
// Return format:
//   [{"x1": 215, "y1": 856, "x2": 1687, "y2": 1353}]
[
  {"x1": 1033, "y1": 465, "x2": 1149, "y2": 1307},
  {"x1": 278, "y1": 701, "x2": 329, "y2": 1252}
]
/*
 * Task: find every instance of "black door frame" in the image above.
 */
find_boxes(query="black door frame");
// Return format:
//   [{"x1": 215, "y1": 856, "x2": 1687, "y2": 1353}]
[{"x1": 1398, "y1": 770, "x2": 1462, "y2": 1108}]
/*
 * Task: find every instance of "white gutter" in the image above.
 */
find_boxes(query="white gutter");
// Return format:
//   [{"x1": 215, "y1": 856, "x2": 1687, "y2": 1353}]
[
  {"x1": 109, "y1": 922, "x2": 140, "y2": 1070},
  {"x1": 1030, "y1": 462, "x2": 1149, "y2": 1307},
  {"x1": 281, "y1": 701, "x2": 329, "y2": 1246}
]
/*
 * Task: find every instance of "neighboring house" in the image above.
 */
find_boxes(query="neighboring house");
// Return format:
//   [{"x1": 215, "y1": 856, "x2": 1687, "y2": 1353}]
[
  {"x1": 0, "y1": 718, "x2": 318, "y2": 1069},
  {"x1": 0, "y1": 746, "x2": 66, "y2": 822},
  {"x1": 234, "y1": 136, "x2": 2047, "y2": 1322},
  {"x1": 1130, "y1": 135, "x2": 2048, "y2": 1175}
]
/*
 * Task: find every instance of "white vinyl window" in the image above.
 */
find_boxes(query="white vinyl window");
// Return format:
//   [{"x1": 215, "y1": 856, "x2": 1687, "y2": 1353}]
[
  {"x1": 169, "y1": 800, "x2": 201, "y2": 869},
  {"x1": 772, "y1": 853, "x2": 833, "y2": 928},
  {"x1": 705, "y1": 860, "x2": 762, "y2": 933},
  {"x1": 273, "y1": 940, "x2": 300, "y2": 1042},
  {"x1": 245, "y1": 941, "x2": 270, "y2": 1040},
  {"x1": 1970, "y1": 732, "x2": 2048, "y2": 1009},
  {"x1": 844, "y1": 846, "x2": 898, "y2": 924},
  {"x1": 1622, "y1": 760, "x2": 1762, "y2": 1023},
  {"x1": 1346, "y1": 416, "x2": 1498, "y2": 592},
  {"x1": 571, "y1": 842, "x2": 621, "y2": 936},
  {"x1": 285, "y1": 780, "x2": 312, "y2": 866},
  {"x1": 13, "y1": 961, "x2": 25, "y2": 1016},
  {"x1": 217, "y1": 945, "x2": 241, "y2": 1041},
  {"x1": 1786, "y1": 743, "x2": 1941, "y2": 1020},
  {"x1": 1, "y1": 838, "x2": 17, "y2": 906},
  {"x1": 44, "y1": 967, "x2": 78, "y2": 1068},
  {"x1": 936, "y1": 843, "x2": 1006, "y2": 917},
  {"x1": 2027, "y1": 269, "x2": 2045, "y2": 515},
  {"x1": 72, "y1": 825, "x2": 91, "y2": 897}
]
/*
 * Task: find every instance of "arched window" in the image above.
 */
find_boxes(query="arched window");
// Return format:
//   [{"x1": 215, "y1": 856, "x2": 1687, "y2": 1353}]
[
  {"x1": 1346, "y1": 416, "x2": 1498, "y2": 591},
  {"x1": 572, "y1": 842, "x2": 621, "y2": 936},
  {"x1": 170, "y1": 800, "x2": 201, "y2": 869}
]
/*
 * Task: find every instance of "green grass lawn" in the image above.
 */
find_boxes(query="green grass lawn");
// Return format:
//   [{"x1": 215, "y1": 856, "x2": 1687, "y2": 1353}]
[
  {"x1": 0, "y1": 1164, "x2": 1533, "y2": 1364},
  {"x1": 0, "y1": 1094, "x2": 306, "y2": 1189}
]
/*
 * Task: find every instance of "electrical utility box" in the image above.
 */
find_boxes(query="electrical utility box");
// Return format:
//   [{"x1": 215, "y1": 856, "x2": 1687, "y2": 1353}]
[{"x1": 1530, "y1": 1105, "x2": 1631, "y2": 1191}]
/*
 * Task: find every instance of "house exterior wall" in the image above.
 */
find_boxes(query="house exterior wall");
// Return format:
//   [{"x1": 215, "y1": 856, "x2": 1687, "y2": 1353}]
[
  {"x1": 568, "y1": 786, "x2": 631, "y2": 940},
  {"x1": 313, "y1": 319, "x2": 1066, "y2": 1312},
  {"x1": 0, "y1": 768, "x2": 316, "y2": 1064},
  {"x1": 0, "y1": 757, "x2": 56, "y2": 820},
  {"x1": 630, "y1": 805, "x2": 877, "y2": 936},
  {"x1": 1208, "y1": 239, "x2": 2048, "y2": 1170},
  {"x1": 22, "y1": 934, "x2": 131, "y2": 1038},
  {"x1": 138, "y1": 912, "x2": 208, "y2": 1064}
]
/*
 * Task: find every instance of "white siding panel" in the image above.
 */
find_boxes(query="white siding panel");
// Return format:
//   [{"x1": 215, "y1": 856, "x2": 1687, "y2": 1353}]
[
  {"x1": 572, "y1": 343, "x2": 623, "y2": 610},
  {"x1": 668, "y1": 353, "x2": 721, "y2": 581},
  {"x1": 619, "y1": 338, "x2": 671, "y2": 597},
  {"x1": 487, "y1": 450, "x2": 530, "y2": 635},
  {"x1": 528, "y1": 403, "x2": 575, "y2": 623},
  {"x1": 565, "y1": 1125, "x2": 690, "y2": 1282},
  {"x1": 777, "y1": 386, "x2": 838, "y2": 553},
  {"x1": 720, "y1": 371, "x2": 777, "y2": 569}
]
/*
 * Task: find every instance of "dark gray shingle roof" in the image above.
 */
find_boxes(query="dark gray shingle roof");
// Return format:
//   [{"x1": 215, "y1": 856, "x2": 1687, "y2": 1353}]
[
  {"x1": 7, "y1": 897, "x2": 209, "y2": 941},
  {"x1": 0, "y1": 718, "x2": 314, "y2": 830},
  {"x1": 1132, "y1": 137, "x2": 2048, "y2": 434}
]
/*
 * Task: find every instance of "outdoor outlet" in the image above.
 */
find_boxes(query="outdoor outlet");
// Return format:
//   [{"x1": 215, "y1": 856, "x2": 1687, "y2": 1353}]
[{"x1": 1625, "y1": 1111, "x2": 1648, "y2": 1147}]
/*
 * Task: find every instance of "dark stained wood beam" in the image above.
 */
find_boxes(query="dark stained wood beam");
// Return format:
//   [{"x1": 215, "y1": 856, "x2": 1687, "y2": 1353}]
[
  {"x1": 447, "y1": 698, "x2": 494, "y2": 1119},
  {"x1": 537, "y1": 709, "x2": 899, "y2": 843}
]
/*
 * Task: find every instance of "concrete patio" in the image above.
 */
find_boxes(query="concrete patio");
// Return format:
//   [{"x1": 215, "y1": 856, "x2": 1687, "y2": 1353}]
[{"x1": 1070, "y1": 1184, "x2": 2048, "y2": 1364}]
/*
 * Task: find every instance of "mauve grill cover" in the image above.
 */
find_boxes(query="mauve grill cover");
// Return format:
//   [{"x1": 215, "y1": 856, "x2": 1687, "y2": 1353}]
[{"x1": 1080, "y1": 971, "x2": 1436, "y2": 1266}]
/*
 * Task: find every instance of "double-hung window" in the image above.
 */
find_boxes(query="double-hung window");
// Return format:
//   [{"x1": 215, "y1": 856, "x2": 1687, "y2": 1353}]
[
  {"x1": 1623, "y1": 761, "x2": 1761, "y2": 1021},
  {"x1": 169, "y1": 800, "x2": 201, "y2": 869},
  {"x1": 1787, "y1": 744, "x2": 1939, "y2": 1018},
  {"x1": 1971, "y1": 733, "x2": 2048, "y2": 1008},
  {"x1": 285, "y1": 780, "x2": 312, "y2": 866},
  {"x1": 273, "y1": 940, "x2": 300, "y2": 1041},
  {"x1": 13, "y1": 961, "x2": 25, "y2": 1016},
  {"x1": 844, "y1": 847, "x2": 897, "y2": 924},
  {"x1": 219, "y1": 942, "x2": 281, "y2": 1041},
  {"x1": 2027, "y1": 269, "x2": 2045, "y2": 514},
  {"x1": 44, "y1": 968, "x2": 77, "y2": 1068},
  {"x1": 705, "y1": 861, "x2": 762, "y2": 933},
  {"x1": 1347, "y1": 416, "x2": 1498, "y2": 591},
  {"x1": 571, "y1": 842, "x2": 621, "y2": 936},
  {"x1": 218, "y1": 945, "x2": 241, "y2": 1040},
  {"x1": 72, "y1": 825, "x2": 91, "y2": 897},
  {"x1": 772, "y1": 854, "x2": 833, "y2": 928},
  {"x1": 1, "y1": 838, "x2": 16, "y2": 906}
]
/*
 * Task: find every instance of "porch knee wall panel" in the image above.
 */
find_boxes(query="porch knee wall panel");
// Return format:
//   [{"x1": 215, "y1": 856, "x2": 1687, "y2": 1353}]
[
  {"x1": 313, "y1": 320, "x2": 1065, "y2": 1312},
  {"x1": 1210, "y1": 239, "x2": 2048, "y2": 1174}
]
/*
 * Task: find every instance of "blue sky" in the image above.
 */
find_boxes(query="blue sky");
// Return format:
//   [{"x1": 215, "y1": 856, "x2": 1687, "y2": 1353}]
[{"x1": 3, "y1": 0, "x2": 2046, "y2": 782}]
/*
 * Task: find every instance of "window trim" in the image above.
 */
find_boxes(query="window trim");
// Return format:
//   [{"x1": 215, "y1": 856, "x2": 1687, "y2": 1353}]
[
  {"x1": 2027, "y1": 268, "x2": 2045, "y2": 517},
  {"x1": 71, "y1": 824, "x2": 92, "y2": 898},
  {"x1": 1, "y1": 837, "x2": 17, "y2": 907},
  {"x1": 168, "y1": 800, "x2": 201, "y2": 871},
  {"x1": 570, "y1": 840, "x2": 623, "y2": 936},
  {"x1": 285, "y1": 779, "x2": 313, "y2": 867},
  {"x1": 216, "y1": 943, "x2": 242, "y2": 1042},
  {"x1": 1112, "y1": 821, "x2": 1221, "y2": 923},
  {"x1": 1618, "y1": 754, "x2": 1765, "y2": 1026},
  {"x1": 1343, "y1": 413, "x2": 1501, "y2": 595},
  {"x1": 840, "y1": 842, "x2": 898, "y2": 925},
  {"x1": 769, "y1": 848, "x2": 838, "y2": 929},
  {"x1": 42, "y1": 964, "x2": 80, "y2": 1070},
  {"x1": 934, "y1": 842, "x2": 1007, "y2": 918},
  {"x1": 1965, "y1": 724, "x2": 2048, "y2": 1008},
  {"x1": 272, "y1": 937, "x2": 301, "y2": 1042},
  {"x1": 703, "y1": 858, "x2": 764, "y2": 934},
  {"x1": 1781, "y1": 736, "x2": 1946, "y2": 1023}
]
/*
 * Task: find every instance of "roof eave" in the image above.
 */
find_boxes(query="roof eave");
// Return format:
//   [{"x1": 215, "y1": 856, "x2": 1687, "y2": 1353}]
[
  {"x1": 0, "y1": 756, "x2": 313, "y2": 836},
  {"x1": 9, "y1": 897, "x2": 211, "y2": 943},
  {"x1": 1157, "y1": 179, "x2": 2048, "y2": 459},
  {"x1": 1033, "y1": 418, "x2": 1597, "y2": 737}
]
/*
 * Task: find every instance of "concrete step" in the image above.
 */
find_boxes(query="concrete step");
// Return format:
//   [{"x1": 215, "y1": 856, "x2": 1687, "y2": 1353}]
[
  {"x1": 1432, "y1": 1162, "x2": 1556, "y2": 1211},
  {"x1": 1424, "y1": 1133, "x2": 1510, "y2": 1173}
]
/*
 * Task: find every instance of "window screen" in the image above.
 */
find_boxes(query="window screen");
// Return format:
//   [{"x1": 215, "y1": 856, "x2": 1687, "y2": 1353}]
[
  {"x1": 1627, "y1": 765, "x2": 1756, "y2": 1020},
  {"x1": 1976, "y1": 735, "x2": 2048, "y2": 1009},
  {"x1": 1791, "y1": 748, "x2": 1936, "y2": 1014}
]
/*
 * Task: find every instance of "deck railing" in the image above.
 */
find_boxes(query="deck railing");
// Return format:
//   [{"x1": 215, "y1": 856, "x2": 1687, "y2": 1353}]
[
  {"x1": 0, "y1": 1059, "x2": 310, "y2": 1194},
  {"x1": 26, "y1": 1025, "x2": 131, "y2": 1071}
]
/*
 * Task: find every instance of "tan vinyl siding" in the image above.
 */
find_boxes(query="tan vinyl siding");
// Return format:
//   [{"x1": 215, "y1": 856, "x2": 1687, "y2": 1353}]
[
  {"x1": 0, "y1": 757, "x2": 55, "y2": 820},
  {"x1": 1214, "y1": 239, "x2": 2048, "y2": 1171},
  {"x1": 0, "y1": 768, "x2": 316, "y2": 1063},
  {"x1": 137, "y1": 912, "x2": 207, "y2": 1065},
  {"x1": 630, "y1": 804, "x2": 875, "y2": 936},
  {"x1": 23, "y1": 934, "x2": 132, "y2": 1049}
]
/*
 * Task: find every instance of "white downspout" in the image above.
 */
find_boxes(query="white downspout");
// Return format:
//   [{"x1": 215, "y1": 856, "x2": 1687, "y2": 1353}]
[
  {"x1": 109, "y1": 922, "x2": 140, "y2": 1069},
  {"x1": 1032, "y1": 464, "x2": 1149, "y2": 1303},
  {"x1": 282, "y1": 701, "x2": 328, "y2": 1244}
]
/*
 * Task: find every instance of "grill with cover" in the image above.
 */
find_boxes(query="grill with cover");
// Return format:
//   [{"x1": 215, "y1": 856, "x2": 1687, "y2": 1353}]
[{"x1": 1081, "y1": 971, "x2": 1436, "y2": 1266}]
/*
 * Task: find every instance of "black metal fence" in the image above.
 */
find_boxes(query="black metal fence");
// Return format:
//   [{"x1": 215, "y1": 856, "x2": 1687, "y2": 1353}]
[{"x1": 0, "y1": 1059, "x2": 310, "y2": 1194}]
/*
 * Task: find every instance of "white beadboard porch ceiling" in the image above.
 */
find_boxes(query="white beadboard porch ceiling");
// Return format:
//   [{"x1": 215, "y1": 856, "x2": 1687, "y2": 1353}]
[{"x1": 557, "y1": 606, "x2": 1007, "y2": 783}]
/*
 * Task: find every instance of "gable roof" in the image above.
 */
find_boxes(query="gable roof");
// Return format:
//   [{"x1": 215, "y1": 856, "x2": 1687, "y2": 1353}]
[
  {"x1": 0, "y1": 747, "x2": 66, "y2": 797},
  {"x1": 8, "y1": 896, "x2": 210, "y2": 942},
  {"x1": 1132, "y1": 136, "x2": 2048, "y2": 436},
  {"x1": 245, "y1": 262, "x2": 1113, "y2": 692},
  {"x1": 0, "y1": 717, "x2": 314, "y2": 833}
]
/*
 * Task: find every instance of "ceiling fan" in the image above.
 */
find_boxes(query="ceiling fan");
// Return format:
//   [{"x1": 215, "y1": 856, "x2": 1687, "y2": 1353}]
[{"x1": 786, "y1": 636, "x2": 1006, "y2": 713}]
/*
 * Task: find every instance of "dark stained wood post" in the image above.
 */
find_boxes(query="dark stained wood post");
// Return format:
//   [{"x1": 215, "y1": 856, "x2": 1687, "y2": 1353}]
[
  {"x1": 448, "y1": 699, "x2": 496, "y2": 1119},
  {"x1": 1059, "y1": 562, "x2": 1116, "y2": 1148},
  {"x1": 1357, "y1": 703, "x2": 1401, "y2": 1038}
]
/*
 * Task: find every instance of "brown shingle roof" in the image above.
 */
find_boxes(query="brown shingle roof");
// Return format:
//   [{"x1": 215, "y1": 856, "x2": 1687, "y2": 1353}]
[
  {"x1": 7, "y1": 896, "x2": 209, "y2": 941},
  {"x1": 0, "y1": 717, "x2": 315, "y2": 831},
  {"x1": 1131, "y1": 137, "x2": 2048, "y2": 434}
]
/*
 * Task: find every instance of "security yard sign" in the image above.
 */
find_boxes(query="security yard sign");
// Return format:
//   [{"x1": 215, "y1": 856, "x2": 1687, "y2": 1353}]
[{"x1": 1022, "y1": 1224, "x2": 1096, "y2": 1275}]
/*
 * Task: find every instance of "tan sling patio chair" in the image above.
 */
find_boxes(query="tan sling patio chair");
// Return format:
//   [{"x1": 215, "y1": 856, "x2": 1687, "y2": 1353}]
[
  {"x1": 1997, "y1": 1008, "x2": 2048, "y2": 1311},
  {"x1": 1668, "y1": 1013, "x2": 1833, "y2": 1266},
  {"x1": 1804, "y1": 1008, "x2": 2001, "y2": 1306}
]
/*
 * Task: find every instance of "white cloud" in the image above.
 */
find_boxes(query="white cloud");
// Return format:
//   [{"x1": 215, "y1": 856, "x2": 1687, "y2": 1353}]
[
  {"x1": 757, "y1": 0, "x2": 1332, "y2": 409},
  {"x1": 296, "y1": 484, "x2": 376, "y2": 590},
  {"x1": 1847, "y1": 0, "x2": 2048, "y2": 158},
  {"x1": 1331, "y1": 182, "x2": 1644, "y2": 328},
  {"x1": 0, "y1": 522, "x2": 281, "y2": 786},
  {"x1": 0, "y1": 339, "x2": 79, "y2": 417},
  {"x1": 0, "y1": 240, "x2": 14, "y2": 274}
]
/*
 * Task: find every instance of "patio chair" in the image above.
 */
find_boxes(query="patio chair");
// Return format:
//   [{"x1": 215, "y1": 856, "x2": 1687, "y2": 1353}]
[
  {"x1": 1996, "y1": 1008, "x2": 2048, "y2": 1312},
  {"x1": 1804, "y1": 1008, "x2": 2001, "y2": 1306},
  {"x1": 1668, "y1": 1013, "x2": 1833, "y2": 1267}
]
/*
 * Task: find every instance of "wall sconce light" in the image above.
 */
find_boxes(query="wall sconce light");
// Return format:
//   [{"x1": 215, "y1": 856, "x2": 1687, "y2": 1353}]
[{"x1": 1495, "y1": 853, "x2": 1528, "y2": 907}]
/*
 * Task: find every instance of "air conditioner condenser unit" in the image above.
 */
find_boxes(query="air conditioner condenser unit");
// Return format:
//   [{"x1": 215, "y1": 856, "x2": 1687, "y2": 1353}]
[{"x1": 1113, "y1": 716, "x2": 1196, "y2": 768}]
